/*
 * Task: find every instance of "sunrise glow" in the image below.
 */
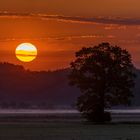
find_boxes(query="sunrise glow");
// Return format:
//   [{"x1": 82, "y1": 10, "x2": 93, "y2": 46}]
[{"x1": 15, "y1": 43, "x2": 37, "y2": 62}]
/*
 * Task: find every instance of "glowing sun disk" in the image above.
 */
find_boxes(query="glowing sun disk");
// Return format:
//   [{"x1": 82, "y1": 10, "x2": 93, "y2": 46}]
[{"x1": 15, "y1": 43, "x2": 37, "y2": 62}]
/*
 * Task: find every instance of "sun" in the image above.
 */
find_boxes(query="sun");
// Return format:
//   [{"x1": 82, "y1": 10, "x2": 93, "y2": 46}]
[{"x1": 15, "y1": 43, "x2": 37, "y2": 62}]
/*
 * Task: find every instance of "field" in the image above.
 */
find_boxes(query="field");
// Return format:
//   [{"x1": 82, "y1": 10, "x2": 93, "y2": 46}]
[
  {"x1": 0, "y1": 122, "x2": 140, "y2": 140},
  {"x1": 0, "y1": 110, "x2": 139, "y2": 140}
]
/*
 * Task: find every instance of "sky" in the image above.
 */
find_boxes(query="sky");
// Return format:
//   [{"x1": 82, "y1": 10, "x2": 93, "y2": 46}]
[{"x1": 1, "y1": 0, "x2": 140, "y2": 70}]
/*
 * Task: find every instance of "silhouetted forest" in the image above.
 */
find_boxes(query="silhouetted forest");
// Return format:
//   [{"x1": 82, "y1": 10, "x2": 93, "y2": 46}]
[{"x1": 0, "y1": 62, "x2": 140, "y2": 109}]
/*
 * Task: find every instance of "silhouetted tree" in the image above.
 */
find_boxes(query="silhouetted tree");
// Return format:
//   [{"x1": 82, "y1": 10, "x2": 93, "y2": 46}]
[{"x1": 69, "y1": 43, "x2": 136, "y2": 122}]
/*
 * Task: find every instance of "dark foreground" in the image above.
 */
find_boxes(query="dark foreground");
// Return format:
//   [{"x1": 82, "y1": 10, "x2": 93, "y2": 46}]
[
  {"x1": 0, "y1": 110, "x2": 139, "y2": 140},
  {"x1": 0, "y1": 121, "x2": 140, "y2": 140}
]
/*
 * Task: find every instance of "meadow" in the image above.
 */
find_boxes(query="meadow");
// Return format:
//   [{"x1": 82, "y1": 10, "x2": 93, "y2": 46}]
[
  {"x1": 0, "y1": 121, "x2": 139, "y2": 140},
  {"x1": 0, "y1": 110, "x2": 139, "y2": 140}
]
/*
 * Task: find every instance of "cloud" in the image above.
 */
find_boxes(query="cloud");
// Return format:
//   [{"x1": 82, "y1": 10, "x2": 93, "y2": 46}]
[
  {"x1": 49, "y1": 35, "x2": 106, "y2": 40},
  {"x1": 0, "y1": 34, "x2": 115, "y2": 42},
  {"x1": 39, "y1": 15, "x2": 140, "y2": 25},
  {"x1": 104, "y1": 25, "x2": 127, "y2": 30},
  {"x1": 0, "y1": 12, "x2": 140, "y2": 25}
]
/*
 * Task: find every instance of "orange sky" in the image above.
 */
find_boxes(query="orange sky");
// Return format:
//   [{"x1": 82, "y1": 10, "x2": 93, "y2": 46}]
[
  {"x1": 0, "y1": 0, "x2": 140, "y2": 17},
  {"x1": 0, "y1": 1, "x2": 140, "y2": 70}
]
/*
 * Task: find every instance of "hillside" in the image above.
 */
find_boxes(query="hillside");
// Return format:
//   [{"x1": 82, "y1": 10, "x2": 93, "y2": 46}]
[
  {"x1": 0, "y1": 62, "x2": 80, "y2": 108},
  {"x1": 0, "y1": 62, "x2": 140, "y2": 108}
]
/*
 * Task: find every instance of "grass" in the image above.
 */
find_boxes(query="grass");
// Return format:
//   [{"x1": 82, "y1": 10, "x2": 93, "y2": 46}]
[
  {"x1": 0, "y1": 111, "x2": 139, "y2": 140},
  {"x1": 0, "y1": 121, "x2": 139, "y2": 140}
]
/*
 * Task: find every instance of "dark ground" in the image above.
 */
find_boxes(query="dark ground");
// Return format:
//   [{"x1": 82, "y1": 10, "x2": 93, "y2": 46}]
[{"x1": 0, "y1": 112, "x2": 139, "y2": 140}]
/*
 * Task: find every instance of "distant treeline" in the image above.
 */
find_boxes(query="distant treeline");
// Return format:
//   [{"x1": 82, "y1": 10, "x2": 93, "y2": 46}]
[
  {"x1": 0, "y1": 62, "x2": 140, "y2": 108},
  {"x1": 0, "y1": 62, "x2": 79, "y2": 109}
]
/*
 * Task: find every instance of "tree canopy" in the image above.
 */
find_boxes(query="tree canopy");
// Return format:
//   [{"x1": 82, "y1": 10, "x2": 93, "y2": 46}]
[{"x1": 69, "y1": 42, "x2": 136, "y2": 122}]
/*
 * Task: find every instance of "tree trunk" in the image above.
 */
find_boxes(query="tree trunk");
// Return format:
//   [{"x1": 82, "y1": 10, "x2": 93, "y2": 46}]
[{"x1": 98, "y1": 80, "x2": 106, "y2": 122}]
